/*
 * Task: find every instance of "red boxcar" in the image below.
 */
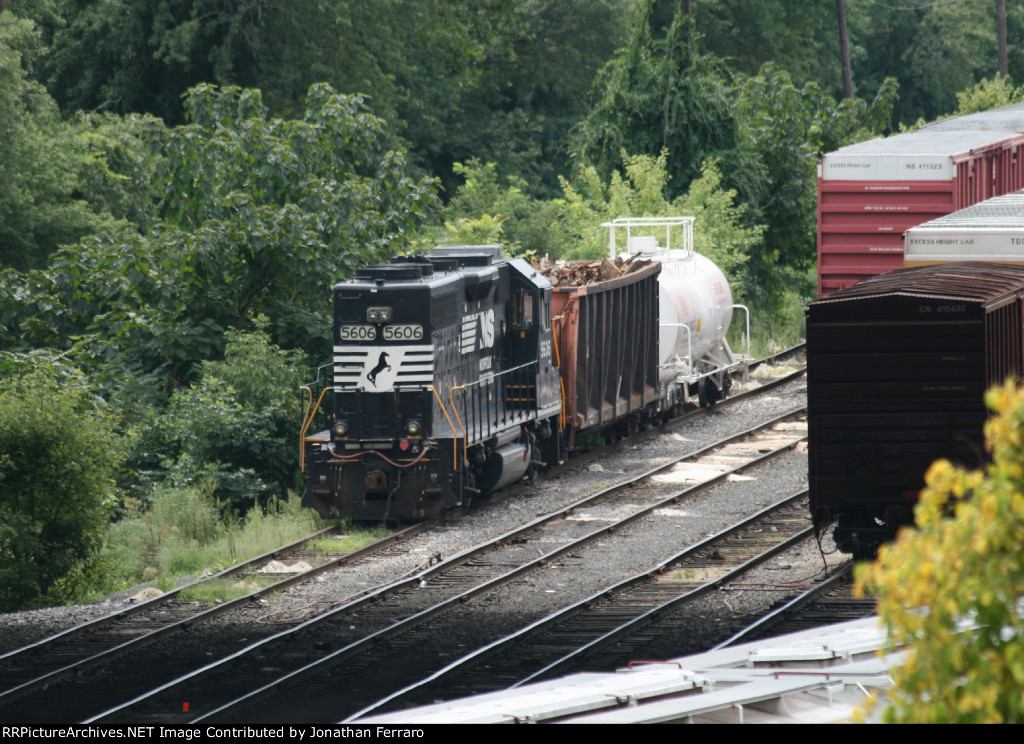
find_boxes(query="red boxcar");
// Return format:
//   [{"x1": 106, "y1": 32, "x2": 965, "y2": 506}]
[{"x1": 817, "y1": 130, "x2": 1024, "y2": 297}]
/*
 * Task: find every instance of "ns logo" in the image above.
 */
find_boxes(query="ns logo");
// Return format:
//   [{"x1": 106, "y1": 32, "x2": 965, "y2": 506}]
[
  {"x1": 461, "y1": 308, "x2": 496, "y2": 353},
  {"x1": 477, "y1": 309, "x2": 496, "y2": 347}
]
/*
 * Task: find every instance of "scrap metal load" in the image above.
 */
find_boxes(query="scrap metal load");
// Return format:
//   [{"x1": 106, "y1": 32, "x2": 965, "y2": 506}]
[{"x1": 533, "y1": 254, "x2": 654, "y2": 287}]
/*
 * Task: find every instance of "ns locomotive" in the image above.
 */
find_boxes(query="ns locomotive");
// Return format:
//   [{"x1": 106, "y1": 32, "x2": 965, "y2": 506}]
[{"x1": 301, "y1": 218, "x2": 747, "y2": 521}]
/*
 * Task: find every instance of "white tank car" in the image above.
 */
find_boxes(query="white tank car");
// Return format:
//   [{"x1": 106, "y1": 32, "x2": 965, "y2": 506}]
[{"x1": 605, "y1": 218, "x2": 749, "y2": 407}]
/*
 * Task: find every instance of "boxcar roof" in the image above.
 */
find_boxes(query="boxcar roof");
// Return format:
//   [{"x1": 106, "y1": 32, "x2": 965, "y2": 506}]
[
  {"x1": 825, "y1": 129, "x2": 1024, "y2": 157},
  {"x1": 907, "y1": 189, "x2": 1024, "y2": 229},
  {"x1": 919, "y1": 102, "x2": 1024, "y2": 133},
  {"x1": 810, "y1": 262, "x2": 1024, "y2": 305}
]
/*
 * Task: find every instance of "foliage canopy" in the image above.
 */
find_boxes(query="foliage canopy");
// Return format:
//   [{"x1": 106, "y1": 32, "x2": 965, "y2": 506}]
[
  {"x1": 144, "y1": 323, "x2": 307, "y2": 513},
  {"x1": 1, "y1": 83, "x2": 435, "y2": 388}
]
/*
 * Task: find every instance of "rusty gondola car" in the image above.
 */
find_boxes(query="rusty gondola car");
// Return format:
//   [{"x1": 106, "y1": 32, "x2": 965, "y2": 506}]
[{"x1": 807, "y1": 262, "x2": 1024, "y2": 557}]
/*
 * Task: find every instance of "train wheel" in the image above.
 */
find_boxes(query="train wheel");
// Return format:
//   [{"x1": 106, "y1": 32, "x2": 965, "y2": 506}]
[{"x1": 698, "y1": 377, "x2": 712, "y2": 408}]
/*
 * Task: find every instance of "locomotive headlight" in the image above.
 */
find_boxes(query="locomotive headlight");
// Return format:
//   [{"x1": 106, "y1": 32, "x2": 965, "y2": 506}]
[
  {"x1": 406, "y1": 420, "x2": 422, "y2": 437},
  {"x1": 333, "y1": 421, "x2": 349, "y2": 438},
  {"x1": 367, "y1": 306, "x2": 392, "y2": 324}
]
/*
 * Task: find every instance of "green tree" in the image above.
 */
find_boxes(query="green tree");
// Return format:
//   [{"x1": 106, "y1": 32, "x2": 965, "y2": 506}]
[
  {"x1": 733, "y1": 63, "x2": 896, "y2": 301},
  {"x1": 412, "y1": 160, "x2": 564, "y2": 258},
  {"x1": 573, "y1": 1, "x2": 754, "y2": 206},
  {"x1": 31, "y1": 1, "x2": 629, "y2": 199},
  {"x1": 0, "y1": 355, "x2": 125, "y2": 610},
  {"x1": 856, "y1": 381, "x2": 1024, "y2": 723},
  {"x1": 849, "y1": 0, "x2": 998, "y2": 125},
  {"x1": 556, "y1": 152, "x2": 761, "y2": 292},
  {"x1": 693, "y1": 0, "x2": 843, "y2": 91},
  {"x1": 953, "y1": 75, "x2": 1024, "y2": 116},
  {"x1": 140, "y1": 324, "x2": 306, "y2": 513},
  {"x1": 1, "y1": 84, "x2": 435, "y2": 387},
  {"x1": 0, "y1": 14, "x2": 151, "y2": 270}
]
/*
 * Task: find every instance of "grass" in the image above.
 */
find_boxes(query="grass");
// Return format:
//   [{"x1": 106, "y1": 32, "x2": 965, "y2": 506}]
[
  {"x1": 307, "y1": 528, "x2": 391, "y2": 554},
  {"x1": 177, "y1": 576, "x2": 272, "y2": 604},
  {"x1": 88, "y1": 485, "x2": 388, "y2": 601}
]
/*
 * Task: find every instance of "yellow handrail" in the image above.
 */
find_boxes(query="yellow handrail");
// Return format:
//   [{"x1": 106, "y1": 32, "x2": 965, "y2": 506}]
[
  {"x1": 448, "y1": 384, "x2": 468, "y2": 468},
  {"x1": 552, "y1": 315, "x2": 567, "y2": 430},
  {"x1": 298, "y1": 384, "x2": 331, "y2": 473},
  {"x1": 429, "y1": 385, "x2": 461, "y2": 471}
]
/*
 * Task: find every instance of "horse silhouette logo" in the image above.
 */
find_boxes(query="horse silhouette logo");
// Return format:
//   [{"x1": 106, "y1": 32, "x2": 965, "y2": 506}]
[{"x1": 367, "y1": 351, "x2": 391, "y2": 385}]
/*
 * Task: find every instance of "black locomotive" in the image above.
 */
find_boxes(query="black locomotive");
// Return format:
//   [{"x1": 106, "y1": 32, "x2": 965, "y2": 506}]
[{"x1": 301, "y1": 247, "x2": 562, "y2": 520}]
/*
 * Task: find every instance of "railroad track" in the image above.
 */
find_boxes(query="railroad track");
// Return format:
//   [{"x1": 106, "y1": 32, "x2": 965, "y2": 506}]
[
  {"x1": 0, "y1": 521, "x2": 440, "y2": 714},
  {"x1": 0, "y1": 347, "x2": 807, "y2": 724},
  {"x1": 347, "y1": 489, "x2": 828, "y2": 720},
  {"x1": 82, "y1": 406, "x2": 809, "y2": 723},
  {"x1": 711, "y1": 563, "x2": 875, "y2": 646}
]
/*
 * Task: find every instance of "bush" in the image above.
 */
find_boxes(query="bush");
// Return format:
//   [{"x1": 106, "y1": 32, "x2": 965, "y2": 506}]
[
  {"x1": 0, "y1": 357, "x2": 125, "y2": 610},
  {"x1": 856, "y1": 381, "x2": 1024, "y2": 723},
  {"x1": 141, "y1": 323, "x2": 307, "y2": 515}
]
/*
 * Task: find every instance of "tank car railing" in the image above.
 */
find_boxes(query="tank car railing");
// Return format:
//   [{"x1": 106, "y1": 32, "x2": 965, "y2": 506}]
[
  {"x1": 603, "y1": 216, "x2": 694, "y2": 259},
  {"x1": 659, "y1": 304, "x2": 752, "y2": 381},
  {"x1": 733, "y1": 304, "x2": 751, "y2": 358},
  {"x1": 660, "y1": 322, "x2": 694, "y2": 373},
  {"x1": 449, "y1": 362, "x2": 539, "y2": 461}
]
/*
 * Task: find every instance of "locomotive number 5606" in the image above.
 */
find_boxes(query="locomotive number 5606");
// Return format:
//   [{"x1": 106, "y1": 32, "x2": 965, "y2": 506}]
[{"x1": 383, "y1": 324, "x2": 424, "y2": 341}]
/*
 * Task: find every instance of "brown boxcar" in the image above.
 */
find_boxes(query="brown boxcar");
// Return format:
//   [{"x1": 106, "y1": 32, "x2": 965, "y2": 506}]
[
  {"x1": 552, "y1": 261, "x2": 662, "y2": 448},
  {"x1": 807, "y1": 262, "x2": 1024, "y2": 557},
  {"x1": 817, "y1": 130, "x2": 1024, "y2": 297}
]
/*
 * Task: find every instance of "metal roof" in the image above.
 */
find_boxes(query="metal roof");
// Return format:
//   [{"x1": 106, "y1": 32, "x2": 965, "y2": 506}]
[
  {"x1": 825, "y1": 129, "x2": 1024, "y2": 157},
  {"x1": 810, "y1": 262, "x2": 1024, "y2": 305},
  {"x1": 909, "y1": 189, "x2": 1024, "y2": 229},
  {"x1": 919, "y1": 102, "x2": 1024, "y2": 133},
  {"x1": 356, "y1": 618, "x2": 901, "y2": 724}
]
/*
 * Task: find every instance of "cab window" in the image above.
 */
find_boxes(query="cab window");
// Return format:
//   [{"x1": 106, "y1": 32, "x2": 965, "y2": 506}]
[{"x1": 512, "y1": 290, "x2": 534, "y2": 331}]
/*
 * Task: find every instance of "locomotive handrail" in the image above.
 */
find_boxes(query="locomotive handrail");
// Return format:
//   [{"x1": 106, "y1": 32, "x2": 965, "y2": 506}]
[
  {"x1": 448, "y1": 384, "x2": 468, "y2": 467},
  {"x1": 298, "y1": 363, "x2": 334, "y2": 472},
  {"x1": 298, "y1": 384, "x2": 332, "y2": 473},
  {"x1": 552, "y1": 315, "x2": 566, "y2": 430},
  {"x1": 449, "y1": 361, "x2": 541, "y2": 465},
  {"x1": 428, "y1": 385, "x2": 460, "y2": 471}
]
